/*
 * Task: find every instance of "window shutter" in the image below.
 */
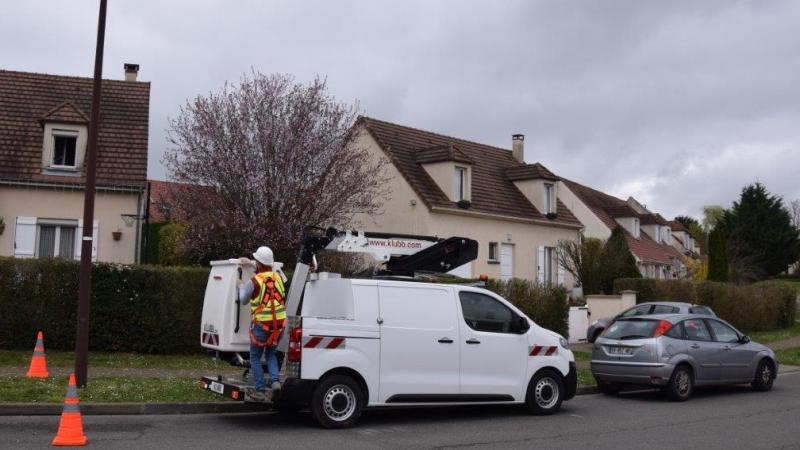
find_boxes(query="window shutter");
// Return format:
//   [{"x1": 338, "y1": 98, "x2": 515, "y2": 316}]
[
  {"x1": 13, "y1": 216, "x2": 37, "y2": 258},
  {"x1": 537, "y1": 246, "x2": 545, "y2": 283},
  {"x1": 75, "y1": 220, "x2": 99, "y2": 262}
]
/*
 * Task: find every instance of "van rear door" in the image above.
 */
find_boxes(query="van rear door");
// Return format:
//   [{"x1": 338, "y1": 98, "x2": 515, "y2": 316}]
[{"x1": 378, "y1": 284, "x2": 460, "y2": 402}]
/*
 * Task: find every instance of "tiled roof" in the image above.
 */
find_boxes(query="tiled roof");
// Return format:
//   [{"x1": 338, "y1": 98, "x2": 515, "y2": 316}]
[
  {"x1": 415, "y1": 144, "x2": 474, "y2": 165},
  {"x1": 640, "y1": 213, "x2": 669, "y2": 226},
  {"x1": 669, "y1": 220, "x2": 690, "y2": 233},
  {"x1": 358, "y1": 116, "x2": 581, "y2": 227},
  {"x1": 0, "y1": 69, "x2": 150, "y2": 188},
  {"x1": 561, "y1": 178, "x2": 685, "y2": 265},
  {"x1": 504, "y1": 163, "x2": 560, "y2": 181}
]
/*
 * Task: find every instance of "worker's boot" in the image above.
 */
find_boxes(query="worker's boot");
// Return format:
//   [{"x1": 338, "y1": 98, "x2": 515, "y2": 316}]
[
  {"x1": 271, "y1": 381, "x2": 282, "y2": 391},
  {"x1": 246, "y1": 388, "x2": 268, "y2": 402}
]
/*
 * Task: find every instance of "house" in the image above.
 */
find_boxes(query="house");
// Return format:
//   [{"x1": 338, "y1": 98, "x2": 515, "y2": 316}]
[
  {"x1": 559, "y1": 178, "x2": 690, "y2": 279},
  {"x1": 668, "y1": 220, "x2": 700, "y2": 257},
  {"x1": 0, "y1": 66, "x2": 149, "y2": 264},
  {"x1": 349, "y1": 117, "x2": 585, "y2": 288}
]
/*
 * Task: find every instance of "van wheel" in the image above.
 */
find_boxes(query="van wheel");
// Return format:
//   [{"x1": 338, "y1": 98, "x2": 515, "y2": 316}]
[
  {"x1": 751, "y1": 359, "x2": 774, "y2": 392},
  {"x1": 665, "y1": 365, "x2": 693, "y2": 401},
  {"x1": 310, "y1": 375, "x2": 364, "y2": 428},
  {"x1": 524, "y1": 369, "x2": 564, "y2": 415}
]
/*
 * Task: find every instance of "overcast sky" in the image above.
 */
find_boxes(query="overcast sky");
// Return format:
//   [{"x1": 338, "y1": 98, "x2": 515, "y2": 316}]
[{"x1": 3, "y1": 0, "x2": 799, "y2": 219}]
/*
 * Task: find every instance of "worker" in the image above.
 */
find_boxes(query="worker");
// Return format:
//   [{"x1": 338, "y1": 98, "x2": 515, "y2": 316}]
[{"x1": 238, "y1": 246, "x2": 286, "y2": 400}]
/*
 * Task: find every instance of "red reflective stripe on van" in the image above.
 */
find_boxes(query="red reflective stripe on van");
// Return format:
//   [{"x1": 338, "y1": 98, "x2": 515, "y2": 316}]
[
  {"x1": 326, "y1": 338, "x2": 344, "y2": 349},
  {"x1": 304, "y1": 337, "x2": 323, "y2": 348},
  {"x1": 544, "y1": 346, "x2": 557, "y2": 356},
  {"x1": 530, "y1": 346, "x2": 542, "y2": 356}
]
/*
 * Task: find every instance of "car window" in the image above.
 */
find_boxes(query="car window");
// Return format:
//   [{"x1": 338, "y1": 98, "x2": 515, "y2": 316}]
[
  {"x1": 620, "y1": 305, "x2": 652, "y2": 318},
  {"x1": 707, "y1": 320, "x2": 739, "y2": 343},
  {"x1": 651, "y1": 305, "x2": 679, "y2": 314},
  {"x1": 684, "y1": 319, "x2": 712, "y2": 342},
  {"x1": 458, "y1": 291, "x2": 514, "y2": 333},
  {"x1": 689, "y1": 306, "x2": 713, "y2": 315},
  {"x1": 666, "y1": 321, "x2": 685, "y2": 339},
  {"x1": 603, "y1": 319, "x2": 658, "y2": 340}
]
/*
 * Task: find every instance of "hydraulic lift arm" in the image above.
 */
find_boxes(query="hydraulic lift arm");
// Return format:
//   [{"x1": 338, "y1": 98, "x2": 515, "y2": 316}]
[{"x1": 276, "y1": 227, "x2": 478, "y2": 351}]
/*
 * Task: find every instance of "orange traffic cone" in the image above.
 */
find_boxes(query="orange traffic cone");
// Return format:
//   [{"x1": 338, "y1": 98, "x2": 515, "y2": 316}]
[
  {"x1": 26, "y1": 331, "x2": 49, "y2": 378},
  {"x1": 51, "y1": 373, "x2": 87, "y2": 446}
]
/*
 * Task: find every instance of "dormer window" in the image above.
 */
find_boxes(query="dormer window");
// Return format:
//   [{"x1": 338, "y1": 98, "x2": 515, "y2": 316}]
[
  {"x1": 633, "y1": 218, "x2": 640, "y2": 239},
  {"x1": 544, "y1": 183, "x2": 555, "y2": 214},
  {"x1": 453, "y1": 166, "x2": 467, "y2": 201},
  {"x1": 52, "y1": 131, "x2": 78, "y2": 168},
  {"x1": 654, "y1": 225, "x2": 661, "y2": 244}
]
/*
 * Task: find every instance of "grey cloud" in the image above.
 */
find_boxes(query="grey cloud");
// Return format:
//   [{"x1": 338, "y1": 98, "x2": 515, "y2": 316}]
[{"x1": 2, "y1": 0, "x2": 798, "y2": 219}]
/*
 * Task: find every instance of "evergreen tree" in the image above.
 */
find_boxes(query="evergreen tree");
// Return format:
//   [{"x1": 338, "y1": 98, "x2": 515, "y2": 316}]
[
  {"x1": 707, "y1": 224, "x2": 729, "y2": 281},
  {"x1": 724, "y1": 183, "x2": 800, "y2": 281},
  {"x1": 600, "y1": 226, "x2": 641, "y2": 293}
]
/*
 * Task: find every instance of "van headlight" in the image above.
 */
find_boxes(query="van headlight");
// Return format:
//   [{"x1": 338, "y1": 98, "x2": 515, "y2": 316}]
[{"x1": 559, "y1": 337, "x2": 569, "y2": 349}]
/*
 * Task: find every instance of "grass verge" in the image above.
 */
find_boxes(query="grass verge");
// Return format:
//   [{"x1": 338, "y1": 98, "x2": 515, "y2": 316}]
[
  {"x1": 0, "y1": 376, "x2": 225, "y2": 403},
  {"x1": 776, "y1": 347, "x2": 800, "y2": 366},
  {"x1": 748, "y1": 322, "x2": 800, "y2": 344},
  {"x1": 573, "y1": 351, "x2": 591, "y2": 362},
  {"x1": 0, "y1": 350, "x2": 226, "y2": 370},
  {"x1": 577, "y1": 368, "x2": 596, "y2": 387}
]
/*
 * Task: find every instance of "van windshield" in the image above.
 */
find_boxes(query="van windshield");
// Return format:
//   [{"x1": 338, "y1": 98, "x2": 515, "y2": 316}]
[{"x1": 603, "y1": 319, "x2": 658, "y2": 340}]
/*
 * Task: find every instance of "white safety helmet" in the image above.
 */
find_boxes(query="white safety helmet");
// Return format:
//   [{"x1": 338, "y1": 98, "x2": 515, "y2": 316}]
[{"x1": 252, "y1": 246, "x2": 274, "y2": 266}]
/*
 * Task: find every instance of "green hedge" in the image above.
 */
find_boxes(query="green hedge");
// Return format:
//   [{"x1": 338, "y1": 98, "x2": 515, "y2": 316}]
[
  {"x1": 0, "y1": 257, "x2": 209, "y2": 353},
  {"x1": 613, "y1": 278, "x2": 796, "y2": 332},
  {"x1": 486, "y1": 278, "x2": 569, "y2": 338}
]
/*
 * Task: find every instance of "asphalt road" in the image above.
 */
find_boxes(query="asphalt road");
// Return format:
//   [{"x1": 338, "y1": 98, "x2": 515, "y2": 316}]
[{"x1": 3, "y1": 372, "x2": 799, "y2": 450}]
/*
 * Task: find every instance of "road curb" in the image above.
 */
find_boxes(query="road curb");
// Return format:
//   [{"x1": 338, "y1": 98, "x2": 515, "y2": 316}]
[
  {"x1": 1, "y1": 386, "x2": 602, "y2": 415},
  {"x1": 0, "y1": 402, "x2": 269, "y2": 416}
]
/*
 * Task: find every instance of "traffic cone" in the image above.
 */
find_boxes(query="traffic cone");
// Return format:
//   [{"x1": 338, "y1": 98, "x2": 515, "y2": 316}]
[
  {"x1": 26, "y1": 331, "x2": 49, "y2": 378},
  {"x1": 51, "y1": 373, "x2": 87, "y2": 446}
]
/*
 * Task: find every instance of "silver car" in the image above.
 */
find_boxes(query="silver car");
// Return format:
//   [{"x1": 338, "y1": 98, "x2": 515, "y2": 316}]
[
  {"x1": 591, "y1": 314, "x2": 778, "y2": 401},
  {"x1": 586, "y1": 302, "x2": 715, "y2": 343}
]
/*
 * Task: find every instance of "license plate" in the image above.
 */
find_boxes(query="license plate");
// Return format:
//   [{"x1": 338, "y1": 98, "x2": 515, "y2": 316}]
[
  {"x1": 608, "y1": 347, "x2": 633, "y2": 355},
  {"x1": 208, "y1": 381, "x2": 224, "y2": 394}
]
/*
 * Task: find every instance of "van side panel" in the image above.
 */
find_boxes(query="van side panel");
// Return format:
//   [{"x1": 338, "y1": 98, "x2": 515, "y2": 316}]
[{"x1": 300, "y1": 282, "x2": 381, "y2": 405}]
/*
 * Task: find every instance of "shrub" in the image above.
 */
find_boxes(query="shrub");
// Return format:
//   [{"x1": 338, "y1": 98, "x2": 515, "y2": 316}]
[
  {"x1": 613, "y1": 277, "x2": 797, "y2": 332},
  {"x1": 0, "y1": 257, "x2": 208, "y2": 353},
  {"x1": 485, "y1": 278, "x2": 569, "y2": 338},
  {"x1": 613, "y1": 278, "x2": 695, "y2": 303}
]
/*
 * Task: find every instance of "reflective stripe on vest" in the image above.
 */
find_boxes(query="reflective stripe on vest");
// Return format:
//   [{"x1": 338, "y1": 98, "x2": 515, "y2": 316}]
[{"x1": 250, "y1": 272, "x2": 286, "y2": 323}]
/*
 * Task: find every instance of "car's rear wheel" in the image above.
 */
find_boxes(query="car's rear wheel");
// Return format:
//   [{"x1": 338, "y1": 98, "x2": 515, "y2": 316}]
[
  {"x1": 524, "y1": 369, "x2": 565, "y2": 415},
  {"x1": 665, "y1": 365, "x2": 693, "y2": 401},
  {"x1": 751, "y1": 359, "x2": 775, "y2": 392},
  {"x1": 596, "y1": 379, "x2": 621, "y2": 395},
  {"x1": 310, "y1": 375, "x2": 364, "y2": 428}
]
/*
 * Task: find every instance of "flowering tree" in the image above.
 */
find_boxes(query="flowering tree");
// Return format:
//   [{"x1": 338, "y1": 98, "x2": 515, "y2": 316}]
[{"x1": 163, "y1": 72, "x2": 388, "y2": 263}]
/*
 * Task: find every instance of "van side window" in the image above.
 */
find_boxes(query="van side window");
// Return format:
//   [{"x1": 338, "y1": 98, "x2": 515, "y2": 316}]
[{"x1": 458, "y1": 291, "x2": 514, "y2": 333}]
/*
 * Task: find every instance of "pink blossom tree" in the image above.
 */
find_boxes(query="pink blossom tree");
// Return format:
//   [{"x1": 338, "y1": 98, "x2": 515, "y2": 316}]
[{"x1": 163, "y1": 72, "x2": 387, "y2": 263}]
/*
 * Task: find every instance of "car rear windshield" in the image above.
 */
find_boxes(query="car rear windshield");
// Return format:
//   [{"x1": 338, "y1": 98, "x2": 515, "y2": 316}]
[{"x1": 603, "y1": 319, "x2": 659, "y2": 340}]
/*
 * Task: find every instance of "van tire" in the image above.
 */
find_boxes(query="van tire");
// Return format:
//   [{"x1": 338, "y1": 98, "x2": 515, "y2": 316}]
[
  {"x1": 310, "y1": 374, "x2": 364, "y2": 428},
  {"x1": 524, "y1": 369, "x2": 564, "y2": 415}
]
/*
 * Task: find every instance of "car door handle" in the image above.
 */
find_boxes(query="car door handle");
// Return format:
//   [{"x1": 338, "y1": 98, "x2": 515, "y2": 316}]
[
  {"x1": 466, "y1": 338, "x2": 481, "y2": 345},
  {"x1": 723, "y1": 345, "x2": 731, "y2": 351},
  {"x1": 690, "y1": 344, "x2": 700, "y2": 349},
  {"x1": 437, "y1": 338, "x2": 453, "y2": 344}
]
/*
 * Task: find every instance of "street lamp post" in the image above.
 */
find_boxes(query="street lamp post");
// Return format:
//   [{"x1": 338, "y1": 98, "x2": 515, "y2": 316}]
[{"x1": 75, "y1": 0, "x2": 108, "y2": 388}]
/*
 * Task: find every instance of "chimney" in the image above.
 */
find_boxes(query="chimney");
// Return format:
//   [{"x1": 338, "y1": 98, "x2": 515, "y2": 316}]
[
  {"x1": 512, "y1": 134, "x2": 525, "y2": 163},
  {"x1": 124, "y1": 63, "x2": 139, "y2": 82}
]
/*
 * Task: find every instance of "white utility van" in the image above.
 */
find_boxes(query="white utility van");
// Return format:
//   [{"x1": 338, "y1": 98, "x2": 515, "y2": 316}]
[{"x1": 200, "y1": 229, "x2": 576, "y2": 428}]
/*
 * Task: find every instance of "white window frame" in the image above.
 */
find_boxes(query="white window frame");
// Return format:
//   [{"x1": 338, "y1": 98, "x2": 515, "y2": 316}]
[
  {"x1": 35, "y1": 219, "x2": 78, "y2": 259},
  {"x1": 543, "y1": 183, "x2": 555, "y2": 214},
  {"x1": 543, "y1": 246, "x2": 555, "y2": 285},
  {"x1": 633, "y1": 218, "x2": 640, "y2": 239},
  {"x1": 453, "y1": 166, "x2": 467, "y2": 201},
  {"x1": 654, "y1": 226, "x2": 661, "y2": 244},
  {"x1": 488, "y1": 242, "x2": 499, "y2": 262},
  {"x1": 41, "y1": 123, "x2": 87, "y2": 173}
]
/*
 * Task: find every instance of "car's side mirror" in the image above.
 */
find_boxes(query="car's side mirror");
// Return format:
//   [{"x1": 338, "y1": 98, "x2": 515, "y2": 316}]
[{"x1": 740, "y1": 335, "x2": 751, "y2": 344}]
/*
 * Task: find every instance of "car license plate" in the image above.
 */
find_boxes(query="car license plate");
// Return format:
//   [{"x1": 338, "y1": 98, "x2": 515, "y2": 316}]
[
  {"x1": 208, "y1": 381, "x2": 224, "y2": 394},
  {"x1": 608, "y1": 347, "x2": 633, "y2": 355}
]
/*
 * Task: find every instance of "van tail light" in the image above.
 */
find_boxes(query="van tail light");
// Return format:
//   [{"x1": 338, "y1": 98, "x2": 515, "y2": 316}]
[
  {"x1": 653, "y1": 320, "x2": 673, "y2": 338},
  {"x1": 287, "y1": 327, "x2": 303, "y2": 363}
]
